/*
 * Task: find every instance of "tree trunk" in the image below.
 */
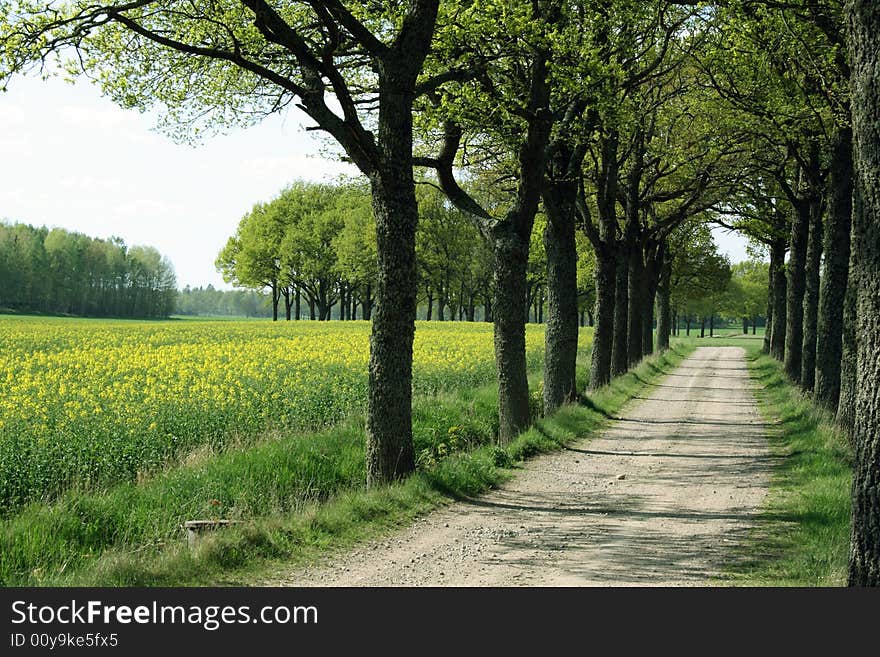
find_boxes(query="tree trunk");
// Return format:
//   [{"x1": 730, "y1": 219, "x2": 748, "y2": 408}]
[
  {"x1": 816, "y1": 125, "x2": 853, "y2": 410},
  {"x1": 763, "y1": 262, "x2": 773, "y2": 353},
  {"x1": 294, "y1": 286, "x2": 301, "y2": 320},
  {"x1": 641, "y1": 243, "x2": 662, "y2": 357},
  {"x1": 743, "y1": 317, "x2": 749, "y2": 335},
  {"x1": 362, "y1": 283, "x2": 373, "y2": 321},
  {"x1": 308, "y1": 297, "x2": 316, "y2": 321},
  {"x1": 624, "y1": 129, "x2": 645, "y2": 368},
  {"x1": 838, "y1": 239, "x2": 858, "y2": 435},
  {"x1": 283, "y1": 288, "x2": 292, "y2": 321},
  {"x1": 801, "y1": 198, "x2": 823, "y2": 392},
  {"x1": 271, "y1": 282, "x2": 279, "y2": 322},
  {"x1": 709, "y1": 314, "x2": 714, "y2": 338},
  {"x1": 364, "y1": 76, "x2": 421, "y2": 487},
  {"x1": 656, "y1": 260, "x2": 672, "y2": 352},
  {"x1": 847, "y1": 0, "x2": 880, "y2": 586},
  {"x1": 589, "y1": 247, "x2": 616, "y2": 389},
  {"x1": 700, "y1": 317, "x2": 706, "y2": 338},
  {"x1": 752, "y1": 317, "x2": 757, "y2": 335},
  {"x1": 492, "y1": 229, "x2": 532, "y2": 443},
  {"x1": 686, "y1": 315, "x2": 691, "y2": 336},
  {"x1": 770, "y1": 238, "x2": 788, "y2": 360},
  {"x1": 785, "y1": 201, "x2": 810, "y2": 382},
  {"x1": 542, "y1": 181, "x2": 579, "y2": 413},
  {"x1": 611, "y1": 250, "x2": 629, "y2": 376},
  {"x1": 626, "y1": 241, "x2": 643, "y2": 367}
]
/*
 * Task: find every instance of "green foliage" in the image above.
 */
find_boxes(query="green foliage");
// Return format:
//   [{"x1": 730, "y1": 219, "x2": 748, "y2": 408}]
[
  {"x1": 0, "y1": 221, "x2": 176, "y2": 318},
  {"x1": 668, "y1": 218, "x2": 731, "y2": 316},
  {"x1": 721, "y1": 260, "x2": 769, "y2": 321},
  {"x1": 415, "y1": 185, "x2": 491, "y2": 319},
  {"x1": 175, "y1": 285, "x2": 270, "y2": 318}
]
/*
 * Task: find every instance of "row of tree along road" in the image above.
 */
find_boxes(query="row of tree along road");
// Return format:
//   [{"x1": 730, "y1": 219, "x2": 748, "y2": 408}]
[
  {"x1": 2, "y1": 1, "x2": 878, "y2": 585},
  {"x1": 214, "y1": 178, "x2": 763, "y2": 329}
]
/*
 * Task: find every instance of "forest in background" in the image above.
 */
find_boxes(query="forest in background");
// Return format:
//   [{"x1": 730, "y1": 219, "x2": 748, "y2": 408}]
[{"x1": 0, "y1": 221, "x2": 176, "y2": 319}]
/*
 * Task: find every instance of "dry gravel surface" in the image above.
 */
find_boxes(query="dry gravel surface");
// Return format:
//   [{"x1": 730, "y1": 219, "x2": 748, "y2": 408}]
[{"x1": 265, "y1": 346, "x2": 771, "y2": 586}]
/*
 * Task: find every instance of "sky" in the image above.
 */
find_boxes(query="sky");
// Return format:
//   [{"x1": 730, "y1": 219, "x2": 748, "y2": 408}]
[{"x1": 0, "y1": 75, "x2": 751, "y2": 290}]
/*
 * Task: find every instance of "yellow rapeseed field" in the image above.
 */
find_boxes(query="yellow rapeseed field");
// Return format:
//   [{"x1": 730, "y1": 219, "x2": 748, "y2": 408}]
[{"x1": 0, "y1": 317, "x2": 547, "y2": 513}]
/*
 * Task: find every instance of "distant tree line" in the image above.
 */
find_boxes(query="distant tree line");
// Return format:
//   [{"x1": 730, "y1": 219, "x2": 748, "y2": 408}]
[
  {"x1": 217, "y1": 181, "x2": 376, "y2": 322},
  {"x1": 175, "y1": 285, "x2": 272, "y2": 318},
  {"x1": 218, "y1": 179, "x2": 607, "y2": 326},
  {"x1": 0, "y1": 221, "x2": 176, "y2": 318}
]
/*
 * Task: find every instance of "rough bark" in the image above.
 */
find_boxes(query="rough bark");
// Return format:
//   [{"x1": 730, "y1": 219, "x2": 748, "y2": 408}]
[
  {"x1": 590, "y1": 248, "x2": 616, "y2": 388},
  {"x1": 365, "y1": 69, "x2": 424, "y2": 486},
  {"x1": 769, "y1": 238, "x2": 788, "y2": 360},
  {"x1": 816, "y1": 126, "x2": 853, "y2": 411},
  {"x1": 642, "y1": 242, "x2": 662, "y2": 357},
  {"x1": 847, "y1": 0, "x2": 880, "y2": 586},
  {"x1": 763, "y1": 262, "x2": 773, "y2": 353},
  {"x1": 542, "y1": 178, "x2": 579, "y2": 413},
  {"x1": 624, "y1": 153, "x2": 644, "y2": 368},
  {"x1": 492, "y1": 230, "x2": 532, "y2": 443},
  {"x1": 627, "y1": 245, "x2": 644, "y2": 365},
  {"x1": 801, "y1": 197, "x2": 823, "y2": 392},
  {"x1": 582, "y1": 129, "x2": 620, "y2": 388},
  {"x1": 656, "y1": 257, "x2": 672, "y2": 352},
  {"x1": 784, "y1": 199, "x2": 810, "y2": 382},
  {"x1": 612, "y1": 251, "x2": 630, "y2": 376},
  {"x1": 838, "y1": 237, "x2": 858, "y2": 434}
]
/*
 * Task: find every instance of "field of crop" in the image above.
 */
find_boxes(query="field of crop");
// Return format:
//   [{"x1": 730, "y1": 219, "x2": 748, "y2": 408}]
[{"x1": 0, "y1": 316, "x2": 546, "y2": 515}]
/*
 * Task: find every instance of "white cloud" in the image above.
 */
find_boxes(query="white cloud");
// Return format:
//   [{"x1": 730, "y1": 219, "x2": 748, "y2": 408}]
[
  {"x1": 0, "y1": 105, "x2": 27, "y2": 124},
  {"x1": 239, "y1": 153, "x2": 356, "y2": 181},
  {"x1": 58, "y1": 104, "x2": 139, "y2": 131}
]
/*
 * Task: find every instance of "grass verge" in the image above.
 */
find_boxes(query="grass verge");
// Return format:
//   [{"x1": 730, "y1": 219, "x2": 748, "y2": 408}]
[
  {"x1": 2, "y1": 343, "x2": 692, "y2": 586},
  {"x1": 720, "y1": 350, "x2": 852, "y2": 586}
]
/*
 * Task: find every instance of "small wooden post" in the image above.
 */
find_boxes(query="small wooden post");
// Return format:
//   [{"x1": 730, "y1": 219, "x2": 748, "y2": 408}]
[{"x1": 183, "y1": 519, "x2": 241, "y2": 549}]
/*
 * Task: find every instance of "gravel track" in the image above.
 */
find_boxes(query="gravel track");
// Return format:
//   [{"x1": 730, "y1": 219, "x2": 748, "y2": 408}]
[{"x1": 265, "y1": 346, "x2": 771, "y2": 586}]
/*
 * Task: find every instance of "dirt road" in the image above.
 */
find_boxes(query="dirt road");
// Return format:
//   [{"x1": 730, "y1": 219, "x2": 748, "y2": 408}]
[{"x1": 267, "y1": 346, "x2": 772, "y2": 586}]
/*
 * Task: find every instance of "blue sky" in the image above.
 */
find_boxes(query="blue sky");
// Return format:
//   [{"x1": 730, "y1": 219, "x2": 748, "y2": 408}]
[{"x1": 0, "y1": 75, "x2": 750, "y2": 289}]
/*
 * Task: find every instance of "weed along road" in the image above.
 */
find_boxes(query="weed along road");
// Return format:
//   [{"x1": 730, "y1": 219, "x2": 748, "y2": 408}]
[{"x1": 268, "y1": 346, "x2": 773, "y2": 586}]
